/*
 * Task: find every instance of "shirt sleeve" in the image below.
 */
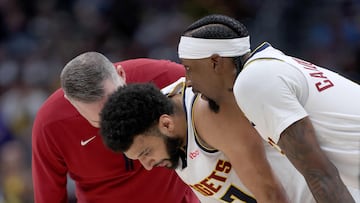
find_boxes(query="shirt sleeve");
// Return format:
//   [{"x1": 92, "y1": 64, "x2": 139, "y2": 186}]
[
  {"x1": 234, "y1": 58, "x2": 309, "y2": 143},
  {"x1": 32, "y1": 115, "x2": 68, "y2": 203}
]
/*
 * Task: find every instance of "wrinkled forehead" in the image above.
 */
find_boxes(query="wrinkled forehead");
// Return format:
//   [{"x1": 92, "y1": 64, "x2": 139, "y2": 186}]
[{"x1": 124, "y1": 135, "x2": 147, "y2": 160}]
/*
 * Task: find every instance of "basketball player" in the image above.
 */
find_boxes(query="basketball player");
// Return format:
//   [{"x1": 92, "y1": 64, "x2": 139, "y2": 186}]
[
  {"x1": 177, "y1": 14, "x2": 360, "y2": 202},
  {"x1": 100, "y1": 79, "x2": 315, "y2": 203},
  {"x1": 32, "y1": 52, "x2": 199, "y2": 203}
]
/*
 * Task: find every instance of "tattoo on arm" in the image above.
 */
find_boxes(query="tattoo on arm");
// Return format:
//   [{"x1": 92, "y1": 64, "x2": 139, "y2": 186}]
[{"x1": 278, "y1": 117, "x2": 355, "y2": 203}]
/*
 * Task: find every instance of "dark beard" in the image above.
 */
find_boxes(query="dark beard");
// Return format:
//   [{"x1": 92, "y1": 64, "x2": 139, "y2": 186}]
[
  {"x1": 208, "y1": 98, "x2": 220, "y2": 113},
  {"x1": 164, "y1": 136, "x2": 183, "y2": 169}
]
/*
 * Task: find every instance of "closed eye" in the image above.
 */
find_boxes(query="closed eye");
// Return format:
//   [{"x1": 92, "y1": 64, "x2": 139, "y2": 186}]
[
  {"x1": 139, "y1": 148, "x2": 151, "y2": 158},
  {"x1": 144, "y1": 150, "x2": 150, "y2": 156}
]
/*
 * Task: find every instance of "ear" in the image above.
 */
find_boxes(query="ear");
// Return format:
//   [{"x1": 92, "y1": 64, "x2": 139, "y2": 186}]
[
  {"x1": 158, "y1": 114, "x2": 175, "y2": 136},
  {"x1": 210, "y1": 54, "x2": 222, "y2": 73},
  {"x1": 116, "y1": 64, "x2": 126, "y2": 83}
]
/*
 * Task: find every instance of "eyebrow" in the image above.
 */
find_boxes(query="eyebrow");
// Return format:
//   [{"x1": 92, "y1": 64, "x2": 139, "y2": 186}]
[{"x1": 137, "y1": 148, "x2": 148, "y2": 158}]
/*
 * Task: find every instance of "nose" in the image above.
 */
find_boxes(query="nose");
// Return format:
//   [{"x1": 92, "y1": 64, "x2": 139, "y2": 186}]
[{"x1": 139, "y1": 157, "x2": 154, "y2": 170}]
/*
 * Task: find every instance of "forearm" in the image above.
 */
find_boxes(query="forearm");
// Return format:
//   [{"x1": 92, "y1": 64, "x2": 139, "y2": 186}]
[
  {"x1": 232, "y1": 153, "x2": 290, "y2": 203},
  {"x1": 301, "y1": 163, "x2": 354, "y2": 202},
  {"x1": 227, "y1": 136, "x2": 290, "y2": 203},
  {"x1": 278, "y1": 117, "x2": 355, "y2": 203},
  {"x1": 252, "y1": 183, "x2": 289, "y2": 203}
]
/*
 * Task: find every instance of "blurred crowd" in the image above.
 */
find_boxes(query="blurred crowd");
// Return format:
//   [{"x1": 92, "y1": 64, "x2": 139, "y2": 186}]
[{"x1": 0, "y1": 0, "x2": 359, "y2": 202}]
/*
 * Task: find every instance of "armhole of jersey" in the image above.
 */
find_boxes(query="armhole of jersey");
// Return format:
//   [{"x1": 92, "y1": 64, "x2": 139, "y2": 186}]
[
  {"x1": 166, "y1": 81, "x2": 186, "y2": 97},
  {"x1": 244, "y1": 58, "x2": 286, "y2": 70},
  {"x1": 191, "y1": 95, "x2": 218, "y2": 153},
  {"x1": 177, "y1": 83, "x2": 189, "y2": 169},
  {"x1": 244, "y1": 42, "x2": 284, "y2": 69},
  {"x1": 251, "y1": 42, "x2": 269, "y2": 54}
]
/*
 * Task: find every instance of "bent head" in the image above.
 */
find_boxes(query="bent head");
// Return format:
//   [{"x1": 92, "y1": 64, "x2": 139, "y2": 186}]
[
  {"x1": 100, "y1": 83, "x2": 184, "y2": 170},
  {"x1": 124, "y1": 129, "x2": 183, "y2": 170},
  {"x1": 178, "y1": 14, "x2": 250, "y2": 110},
  {"x1": 60, "y1": 52, "x2": 126, "y2": 127}
]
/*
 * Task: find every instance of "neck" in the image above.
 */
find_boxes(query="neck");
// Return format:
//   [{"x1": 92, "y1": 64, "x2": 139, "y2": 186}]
[
  {"x1": 220, "y1": 54, "x2": 249, "y2": 106},
  {"x1": 171, "y1": 94, "x2": 188, "y2": 147},
  {"x1": 241, "y1": 53, "x2": 251, "y2": 66}
]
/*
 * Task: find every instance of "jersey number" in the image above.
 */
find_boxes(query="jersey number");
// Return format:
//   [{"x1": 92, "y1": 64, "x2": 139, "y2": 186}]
[{"x1": 220, "y1": 185, "x2": 257, "y2": 203}]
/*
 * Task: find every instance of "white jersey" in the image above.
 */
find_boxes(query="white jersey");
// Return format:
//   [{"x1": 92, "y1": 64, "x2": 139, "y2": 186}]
[
  {"x1": 234, "y1": 43, "x2": 360, "y2": 199},
  {"x1": 162, "y1": 78, "x2": 315, "y2": 203}
]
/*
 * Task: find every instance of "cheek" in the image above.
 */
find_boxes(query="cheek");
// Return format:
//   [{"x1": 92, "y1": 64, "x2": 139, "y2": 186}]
[
  {"x1": 187, "y1": 72, "x2": 202, "y2": 86},
  {"x1": 160, "y1": 140, "x2": 171, "y2": 158},
  {"x1": 192, "y1": 69, "x2": 210, "y2": 82},
  {"x1": 192, "y1": 78, "x2": 210, "y2": 91}
]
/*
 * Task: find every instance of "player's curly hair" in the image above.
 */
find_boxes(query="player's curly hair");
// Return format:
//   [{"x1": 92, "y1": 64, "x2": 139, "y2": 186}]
[
  {"x1": 100, "y1": 83, "x2": 174, "y2": 152},
  {"x1": 182, "y1": 14, "x2": 249, "y2": 74}
]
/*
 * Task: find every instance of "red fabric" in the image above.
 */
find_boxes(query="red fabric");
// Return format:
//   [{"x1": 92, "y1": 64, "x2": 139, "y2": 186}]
[
  {"x1": 114, "y1": 58, "x2": 185, "y2": 87},
  {"x1": 32, "y1": 59, "x2": 198, "y2": 203}
]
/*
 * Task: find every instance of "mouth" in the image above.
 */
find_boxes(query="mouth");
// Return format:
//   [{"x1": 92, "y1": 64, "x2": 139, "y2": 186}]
[
  {"x1": 191, "y1": 88, "x2": 209, "y2": 100},
  {"x1": 191, "y1": 88, "x2": 200, "y2": 94}
]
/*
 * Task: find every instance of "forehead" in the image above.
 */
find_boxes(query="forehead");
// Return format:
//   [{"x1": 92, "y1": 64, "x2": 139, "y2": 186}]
[
  {"x1": 183, "y1": 57, "x2": 211, "y2": 65},
  {"x1": 124, "y1": 135, "x2": 160, "y2": 159}
]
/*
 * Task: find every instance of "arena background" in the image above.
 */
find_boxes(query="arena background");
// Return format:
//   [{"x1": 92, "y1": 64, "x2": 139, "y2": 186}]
[{"x1": 0, "y1": 0, "x2": 359, "y2": 202}]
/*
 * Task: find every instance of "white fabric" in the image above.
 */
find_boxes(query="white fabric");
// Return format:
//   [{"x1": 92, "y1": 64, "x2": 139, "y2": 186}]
[
  {"x1": 178, "y1": 36, "x2": 250, "y2": 59},
  {"x1": 234, "y1": 44, "x2": 360, "y2": 194},
  {"x1": 162, "y1": 80, "x2": 315, "y2": 202}
]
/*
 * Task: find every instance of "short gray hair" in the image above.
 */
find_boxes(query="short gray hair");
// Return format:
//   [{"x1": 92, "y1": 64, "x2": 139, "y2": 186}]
[{"x1": 60, "y1": 52, "x2": 121, "y2": 102}]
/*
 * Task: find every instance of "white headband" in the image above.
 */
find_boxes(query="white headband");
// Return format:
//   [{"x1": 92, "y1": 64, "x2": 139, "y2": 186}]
[{"x1": 178, "y1": 36, "x2": 250, "y2": 59}]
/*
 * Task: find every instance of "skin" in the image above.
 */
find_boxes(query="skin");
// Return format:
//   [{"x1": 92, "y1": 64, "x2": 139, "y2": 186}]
[
  {"x1": 125, "y1": 133, "x2": 175, "y2": 170},
  {"x1": 65, "y1": 65, "x2": 126, "y2": 128},
  {"x1": 278, "y1": 117, "x2": 354, "y2": 202},
  {"x1": 125, "y1": 99, "x2": 188, "y2": 170},
  {"x1": 125, "y1": 93, "x2": 290, "y2": 203},
  {"x1": 181, "y1": 53, "x2": 354, "y2": 203}
]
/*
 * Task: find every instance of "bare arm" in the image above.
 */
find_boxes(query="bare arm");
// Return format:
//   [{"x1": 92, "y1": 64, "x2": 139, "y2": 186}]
[
  {"x1": 278, "y1": 117, "x2": 354, "y2": 203},
  {"x1": 195, "y1": 98, "x2": 289, "y2": 203},
  {"x1": 218, "y1": 115, "x2": 289, "y2": 203}
]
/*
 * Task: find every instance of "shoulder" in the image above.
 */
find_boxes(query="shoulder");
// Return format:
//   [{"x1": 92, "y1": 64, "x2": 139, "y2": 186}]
[
  {"x1": 114, "y1": 58, "x2": 185, "y2": 88},
  {"x1": 34, "y1": 88, "x2": 79, "y2": 128},
  {"x1": 115, "y1": 58, "x2": 184, "y2": 72},
  {"x1": 237, "y1": 58, "x2": 304, "y2": 91}
]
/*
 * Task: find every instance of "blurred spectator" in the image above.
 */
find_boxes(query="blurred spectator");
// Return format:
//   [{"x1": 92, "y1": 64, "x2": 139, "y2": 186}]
[
  {"x1": 0, "y1": 0, "x2": 358, "y2": 202},
  {"x1": 0, "y1": 141, "x2": 32, "y2": 203},
  {"x1": 0, "y1": 114, "x2": 13, "y2": 147}
]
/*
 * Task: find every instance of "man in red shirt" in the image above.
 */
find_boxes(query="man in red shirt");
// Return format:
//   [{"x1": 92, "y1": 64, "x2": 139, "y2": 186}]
[{"x1": 32, "y1": 52, "x2": 199, "y2": 203}]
